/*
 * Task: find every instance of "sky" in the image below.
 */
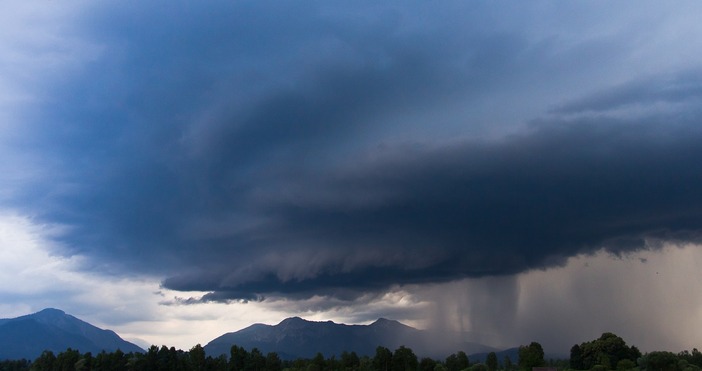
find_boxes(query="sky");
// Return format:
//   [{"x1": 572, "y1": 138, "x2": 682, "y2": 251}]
[{"x1": 2, "y1": 0, "x2": 702, "y2": 355}]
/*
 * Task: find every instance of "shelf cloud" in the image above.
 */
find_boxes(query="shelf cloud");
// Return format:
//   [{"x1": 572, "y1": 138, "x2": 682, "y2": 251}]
[{"x1": 4, "y1": 2, "x2": 702, "y2": 348}]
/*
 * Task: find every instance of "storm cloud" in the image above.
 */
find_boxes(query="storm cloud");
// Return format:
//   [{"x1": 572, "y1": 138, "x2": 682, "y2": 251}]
[
  {"x1": 161, "y1": 106, "x2": 702, "y2": 300},
  {"x1": 6, "y1": 1, "x2": 702, "y2": 304}
]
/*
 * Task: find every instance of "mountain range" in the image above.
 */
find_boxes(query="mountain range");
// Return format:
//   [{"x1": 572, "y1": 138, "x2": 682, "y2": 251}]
[
  {"x1": 0, "y1": 309, "x2": 507, "y2": 362},
  {"x1": 0, "y1": 308, "x2": 143, "y2": 360},
  {"x1": 204, "y1": 316, "x2": 498, "y2": 360}
]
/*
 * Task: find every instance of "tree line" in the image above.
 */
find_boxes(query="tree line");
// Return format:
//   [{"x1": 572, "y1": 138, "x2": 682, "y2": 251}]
[
  {"x1": 568, "y1": 333, "x2": 702, "y2": 371},
  {"x1": 1, "y1": 332, "x2": 700, "y2": 371},
  {"x1": 0, "y1": 343, "x2": 523, "y2": 371}
]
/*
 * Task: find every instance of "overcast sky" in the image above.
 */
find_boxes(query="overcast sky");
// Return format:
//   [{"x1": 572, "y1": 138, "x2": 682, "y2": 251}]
[{"x1": 2, "y1": 0, "x2": 702, "y2": 355}]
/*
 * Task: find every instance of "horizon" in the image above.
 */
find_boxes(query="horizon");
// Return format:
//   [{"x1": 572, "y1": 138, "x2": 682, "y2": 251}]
[
  {"x1": 2, "y1": 1, "x2": 702, "y2": 356},
  {"x1": 0, "y1": 307, "x2": 608, "y2": 358}
]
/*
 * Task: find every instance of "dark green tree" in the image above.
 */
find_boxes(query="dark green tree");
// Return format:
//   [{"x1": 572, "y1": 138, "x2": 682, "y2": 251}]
[
  {"x1": 341, "y1": 351, "x2": 360, "y2": 370},
  {"x1": 486, "y1": 352, "x2": 498, "y2": 371},
  {"x1": 679, "y1": 349, "x2": 702, "y2": 368},
  {"x1": 644, "y1": 351, "x2": 680, "y2": 371},
  {"x1": 391, "y1": 346, "x2": 418, "y2": 371},
  {"x1": 210, "y1": 355, "x2": 229, "y2": 371},
  {"x1": 446, "y1": 352, "x2": 469, "y2": 371},
  {"x1": 504, "y1": 355, "x2": 514, "y2": 371},
  {"x1": 327, "y1": 355, "x2": 341, "y2": 371},
  {"x1": 55, "y1": 348, "x2": 80, "y2": 371},
  {"x1": 248, "y1": 348, "x2": 266, "y2": 371},
  {"x1": 153, "y1": 346, "x2": 179, "y2": 371},
  {"x1": 446, "y1": 354, "x2": 459, "y2": 371},
  {"x1": 265, "y1": 352, "x2": 282, "y2": 371},
  {"x1": 291, "y1": 358, "x2": 307, "y2": 371},
  {"x1": 616, "y1": 359, "x2": 637, "y2": 370},
  {"x1": 143, "y1": 345, "x2": 160, "y2": 370},
  {"x1": 189, "y1": 344, "x2": 206, "y2": 371},
  {"x1": 374, "y1": 347, "x2": 393, "y2": 371},
  {"x1": 518, "y1": 342, "x2": 545, "y2": 371},
  {"x1": 31, "y1": 350, "x2": 56, "y2": 371},
  {"x1": 359, "y1": 355, "x2": 374, "y2": 371},
  {"x1": 578, "y1": 333, "x2": 641, "y2": 370},
  {"x1": 229, "y1": 345, "x2": 249, "y2": 371},
  {"x1": 570, "y1": 344, "x2": 584, "y2": 370},
  {"x1": 420, "y1": 357, "x2": 437, "y2": 371},
  {"x1": 311, "y1": 352, "x2": 325, "y2": 371},
  {"x1": 457, "y1": 352, "x2": 470, "y2": 370},
  {"x1": 0, "y1": 359, "x2": 30, "y2": 371},
  {"x1": 76, "y1": 352, "x2": 93, "y2": 371}
]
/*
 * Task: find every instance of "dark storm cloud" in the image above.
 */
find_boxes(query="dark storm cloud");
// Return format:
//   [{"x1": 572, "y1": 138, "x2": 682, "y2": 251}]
[
  {"x1": 164, "y1": 101, "x2": 702, "y2": 300},
  {"x1": 12, "y1": 2, "x2": 702, "y2": 301}
]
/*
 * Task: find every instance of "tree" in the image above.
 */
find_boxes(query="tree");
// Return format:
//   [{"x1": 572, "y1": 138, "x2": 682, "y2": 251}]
[
  {"x1": 153, "y1": 346, "x2": 179, "y2": 371},
  {"x1": 577, "y1": 333, "x2": 641, "y2": 370},
  {"x1": 486, "y1": 352, "x2": 498, "y2": 371},
  {"x1": 327, "y1": 355, "x2": 341, "y2": 371},
  {"x1": 31, "y1": 350, "x2": 56, "y2": 371},
  {"x1": 518, "y1": 342, "x2": 545, "y2": 371},
  {"x1": 230, "y1": 345, "x2": 249, "y2": 371},
  {"x1": 265, "y1": 352, "x2": 282, "y2": 371},
  {"x1": 457, "y1": 352, "x2": 470, "y2": 370},
  {"x1": 446, "y1": 354, "x2": 460, "y2": 371},
  {"x1": 74, "y1": 357, "x2": 88, "y2": 371},
  {"x1": 679, "y1": 349, "x2": 702, "y2": 368},
  {"x1": 570, "y1": 344, "x2": 584, "y2": 370},
  {"x1": 446, "y1": 352, "x2": 469, "y2": 371},
  {"x1": 392, "y1": 346, "x2": 418, "y2": 371},
  {"x1": 211, "y1": 355, "x2": 229, "y2": 371},
  {"x1": 248, "y1": 348, "x2": 266, "y2": 371},
  {"x1": 374, "y1": 347, "x2": 393, "y2": 371},
  {"x1": 420, "y1": 357, "x2": 437, "y2": 371},
  {"x1": 311, "y1": 352, "x2": 326, "y2": 371},
  {"x1": 342, "y1": 351, "x2": 360, "y2": 370},
  {"x1": 187, "y1": 344, "x2": 206, "y2": 371},
  {"x1": 79, "y1": 352, "x2": 94, "y2": 371},
  {"x1": 1, "y1": 359, "x2": 30, "y2": 371},
  {"x1": 55, "y1": 348, "x2": 80, "y2": 371},
  {"x1": 359, "y1": 356, "x2": 374, "y2": 371},
  {"x1": 616, "y1": 359, "x2": 636, "y2": 370},
  {"x1": 644, "y1": 351, "x2": 680, "y2": 371},
  {"x1": 504, "y1": 355, "x2": 514, "y2": 371}
]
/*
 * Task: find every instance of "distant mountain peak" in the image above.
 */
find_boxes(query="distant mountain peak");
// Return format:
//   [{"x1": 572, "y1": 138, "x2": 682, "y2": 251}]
[
  {"x1": 19, "y1": 308, "x2": 73, "y2": 328},
  {"x1": 279, "y1": 316, "x2": 306, "y2": 325},
  {"x1": 278, "y1": 317, "x2": 339, "y2": 324},
  {"x1": 0, "y1": 308, "x2": 143, "y2": 360},
  {"x1": 205, "y1": 316, "x2": 496, "y2": 360},
  {"x1": 36, "y1": 308, "x2": 66, "y2": 315},
  {"x1": 372, "y1": 317, "x2": 397, "y2": 324},
  {"x1": 370, "y1": 318, "x2": 408, "y2": 329},
  {"x1": 31, "y1": 308, "x2": 67, "y2": 320},
  {"x1": 277, "y1": 316, "x2": 309, "y2": 330}
]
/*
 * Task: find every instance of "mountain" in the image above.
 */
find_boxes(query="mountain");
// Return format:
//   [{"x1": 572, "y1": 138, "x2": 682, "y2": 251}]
[
  {"x1": 204, "y1": 317, "x2": 498, "y2": 360},
  {"x1": 0, "y1": 308, "x2": 144, "y2": 360}
]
